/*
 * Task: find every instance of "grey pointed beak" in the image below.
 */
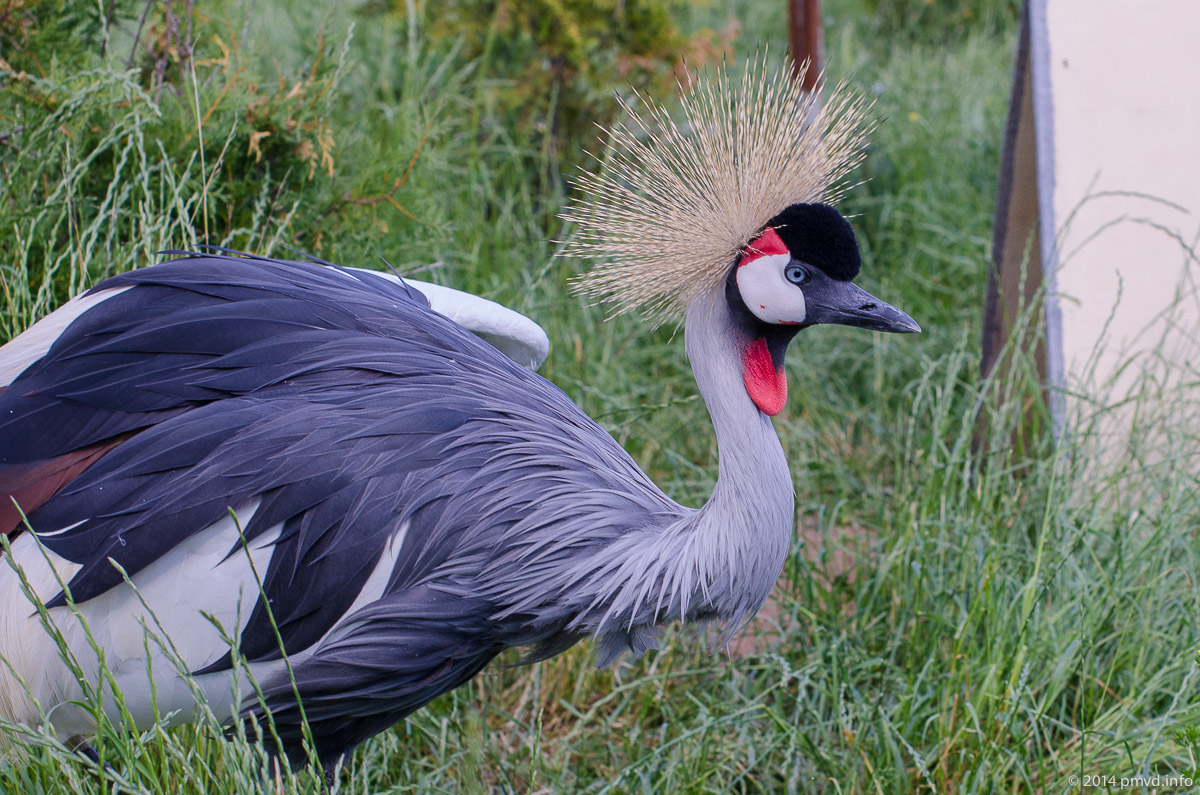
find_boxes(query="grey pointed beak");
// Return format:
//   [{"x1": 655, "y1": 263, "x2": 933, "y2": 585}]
[{"x1": 805, "y1": 280, "x2": 921, "y2": 334}]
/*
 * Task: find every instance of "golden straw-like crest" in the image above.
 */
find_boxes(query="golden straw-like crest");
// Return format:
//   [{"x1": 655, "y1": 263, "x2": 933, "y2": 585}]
[{"x1": 563, "y1": 55, "x2": 873, "y2": 321}]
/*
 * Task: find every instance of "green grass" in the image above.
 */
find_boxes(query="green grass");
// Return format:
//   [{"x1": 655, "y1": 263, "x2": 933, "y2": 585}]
[{"x1": 2, "y1": 0, "x2": 1198, "y2": 792}]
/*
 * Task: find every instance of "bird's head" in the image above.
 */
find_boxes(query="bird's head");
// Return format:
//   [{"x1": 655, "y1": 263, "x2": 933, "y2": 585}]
[
  {"x1": 728, "y1": 202, "x2": 919, "y2": 415},
  {"x1": 563, "y1": 55, "x2": 918, "y2": 416}
]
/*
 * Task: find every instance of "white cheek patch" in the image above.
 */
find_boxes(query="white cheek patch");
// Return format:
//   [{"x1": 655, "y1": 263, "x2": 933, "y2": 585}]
[{"x1": 736, "y1": 253, "x2": 807, "y2": 325}]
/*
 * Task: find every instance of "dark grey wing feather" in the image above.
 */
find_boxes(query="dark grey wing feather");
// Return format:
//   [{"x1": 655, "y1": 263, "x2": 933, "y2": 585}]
[
  {"x1": 245, "y1": 586, "x2": 503, "y2": 763},
  {"x1": 0, "y1": 254, "x2": 682, "y2": 696}
]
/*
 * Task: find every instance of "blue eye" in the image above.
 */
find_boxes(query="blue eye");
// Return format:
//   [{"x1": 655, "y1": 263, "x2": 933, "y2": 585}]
[{"x1": 784, "y1": 264, "x2": 809, "y2": 285}]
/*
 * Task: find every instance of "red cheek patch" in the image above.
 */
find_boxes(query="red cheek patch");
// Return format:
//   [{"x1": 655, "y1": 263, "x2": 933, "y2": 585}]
[
  {"x1": 742, "y1": 337, "x2": 787, "y2": 416},
  {"x1": 738, "y1": 226, "x2": 789, "y2": 268}
]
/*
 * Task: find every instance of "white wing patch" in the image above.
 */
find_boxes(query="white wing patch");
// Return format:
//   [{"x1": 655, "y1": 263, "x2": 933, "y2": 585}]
[
  {"x1": 0, "y1": 504, "x2": 288, "y2": 736},
  {"x1": 0, "y1": 509, "x2": 415, "y2": 740},
  {"x1": 347, "y1": 269, "x2": 550, "y2": 370}
]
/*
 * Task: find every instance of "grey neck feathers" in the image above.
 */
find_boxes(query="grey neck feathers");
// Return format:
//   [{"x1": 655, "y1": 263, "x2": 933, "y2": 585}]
[
  {"x1": 680, "y1": 289, "x2": 795, "y2": 620},
  {"x1": 580, "y1": 288, "x2": 796, "y2": 664}
]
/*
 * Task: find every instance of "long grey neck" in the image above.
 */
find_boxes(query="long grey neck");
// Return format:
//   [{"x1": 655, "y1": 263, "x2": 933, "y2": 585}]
[
  {"x1": 568, "y1": 290, "x2": 797, "y2": 665},
  {"x1": 680, "y1": 289, "x2": 795, "y2": 622},
  {"x1": 685, "y1": 292, "x2": 794, "y2": 514}
]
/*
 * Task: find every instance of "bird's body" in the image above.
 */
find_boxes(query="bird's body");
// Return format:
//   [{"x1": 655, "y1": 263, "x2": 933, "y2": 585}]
[
  {"x1": 0, "y1": 254, "x2": 796, "y2": 761},
  {"x1": 0, "y1": 58, "x2": 918, "y2": 768}
]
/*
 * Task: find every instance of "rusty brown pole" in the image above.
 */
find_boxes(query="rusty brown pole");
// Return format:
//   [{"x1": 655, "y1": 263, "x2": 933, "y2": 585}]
[{"x1": 789, "y1": 0, "x2": 822, "y2": 90}]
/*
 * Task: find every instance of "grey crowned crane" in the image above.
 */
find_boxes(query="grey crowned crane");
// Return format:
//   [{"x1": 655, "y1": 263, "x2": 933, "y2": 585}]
[{"x1": 0, "y1": 59, "x2": 917, "y2": 770}]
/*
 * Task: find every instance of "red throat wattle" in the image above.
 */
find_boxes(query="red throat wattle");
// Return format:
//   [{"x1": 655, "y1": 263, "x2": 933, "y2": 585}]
[{"x1": 742, "y1": 338, "x2": 786, "y2": 416}]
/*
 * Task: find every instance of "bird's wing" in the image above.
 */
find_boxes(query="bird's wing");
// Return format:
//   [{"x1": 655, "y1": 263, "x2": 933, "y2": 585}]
[
  {"x1": 358, "y1": 272, "x2": 550, "y2": 370},
  {"x1": 0, "y1": 256, "x2": 429, "y2": 535},
  {"x1": 0, "y1": 253, "x2": 678, "y2": 675}
]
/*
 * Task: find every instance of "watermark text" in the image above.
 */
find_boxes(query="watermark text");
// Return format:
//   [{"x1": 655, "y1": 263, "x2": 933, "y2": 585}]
[{"x1": 1068, "y1": 773, "x2": 1195, "y2": 790}]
